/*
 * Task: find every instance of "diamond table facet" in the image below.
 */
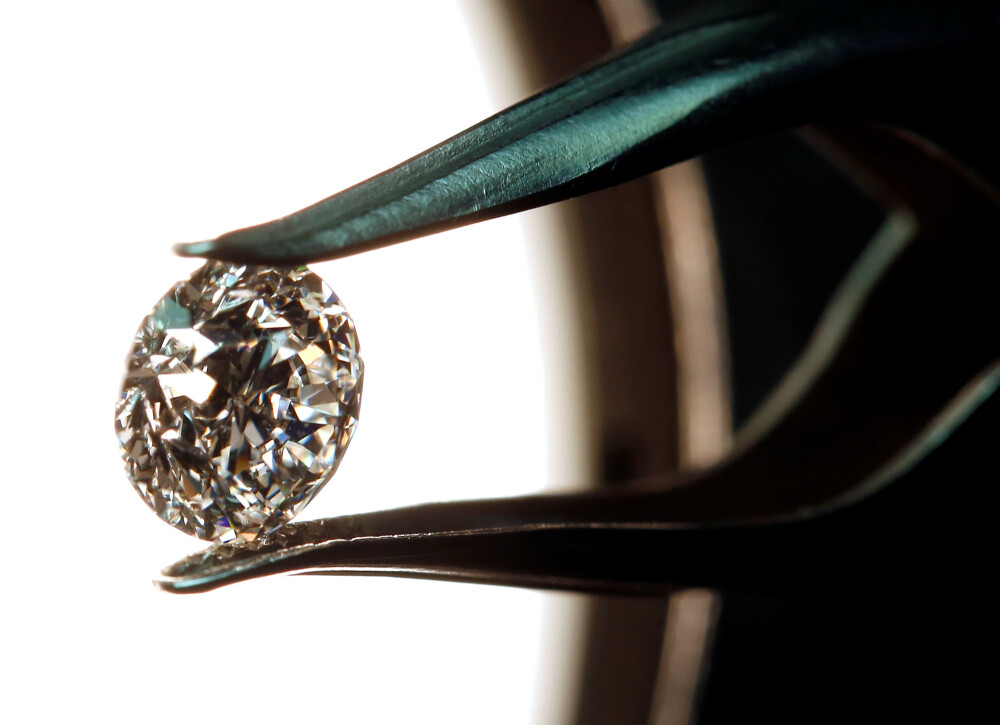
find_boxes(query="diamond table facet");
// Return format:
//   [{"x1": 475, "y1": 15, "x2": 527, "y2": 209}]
[{"x1": 115, "y1": 262, "x2": 363, "y2": 542}]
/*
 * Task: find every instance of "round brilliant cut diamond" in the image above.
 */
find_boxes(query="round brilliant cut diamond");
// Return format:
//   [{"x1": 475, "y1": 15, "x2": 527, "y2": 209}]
[{"x1": 115, "y1": 262, "x2": 363, "y2": 542}]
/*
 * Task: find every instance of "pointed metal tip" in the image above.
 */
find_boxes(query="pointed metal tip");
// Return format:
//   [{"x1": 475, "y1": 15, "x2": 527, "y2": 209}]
[{"x1": 173, "y1": 239, "x2": 219, "y2": 258}]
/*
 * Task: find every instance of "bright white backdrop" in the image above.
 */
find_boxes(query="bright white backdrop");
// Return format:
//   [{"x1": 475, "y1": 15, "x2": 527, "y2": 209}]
[{"x1": 0, "y1": 2, "x2": 589, "y2": 722}]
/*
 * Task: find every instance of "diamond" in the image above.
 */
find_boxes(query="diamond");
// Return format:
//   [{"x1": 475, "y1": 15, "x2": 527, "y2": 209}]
[{"x1": 115, "y1": 262, "x2": 363, "y2": 542}]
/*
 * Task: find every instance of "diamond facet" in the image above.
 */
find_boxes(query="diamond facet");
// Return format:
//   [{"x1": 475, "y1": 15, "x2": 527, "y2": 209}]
[{"x1": 115, "y1": 262, "x2": 363, "y2": 542}]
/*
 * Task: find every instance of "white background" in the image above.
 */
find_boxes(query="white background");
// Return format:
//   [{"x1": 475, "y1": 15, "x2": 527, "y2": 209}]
[{"x1": 0, "y1": 2, "x2": 588, "y2": 722}]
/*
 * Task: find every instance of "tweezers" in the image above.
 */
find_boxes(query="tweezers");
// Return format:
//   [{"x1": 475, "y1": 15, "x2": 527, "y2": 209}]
[{"x1": 159, "y1": 0, "x2": 1000, "y2": 593}]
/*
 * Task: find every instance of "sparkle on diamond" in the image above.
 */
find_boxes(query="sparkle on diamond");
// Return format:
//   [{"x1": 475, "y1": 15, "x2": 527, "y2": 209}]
[{"x1": 115, "y1": 262, "x2": 363, "y2": 542}]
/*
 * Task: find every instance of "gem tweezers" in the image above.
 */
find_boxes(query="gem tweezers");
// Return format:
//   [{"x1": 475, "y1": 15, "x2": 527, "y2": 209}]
[{"x1": 160, "y1": 0, "x2": 1000, "y2": 593}]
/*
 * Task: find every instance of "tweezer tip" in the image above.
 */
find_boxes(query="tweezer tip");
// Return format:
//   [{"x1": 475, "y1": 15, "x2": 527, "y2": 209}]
[{"x1": 173, "y1": 239, "x2": 218, "y2": 257}]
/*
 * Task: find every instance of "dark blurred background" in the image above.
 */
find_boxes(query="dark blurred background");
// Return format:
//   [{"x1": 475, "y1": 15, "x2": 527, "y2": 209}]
[{"x1": 471, "y1": 1, "x2": 990, "y2": 722}]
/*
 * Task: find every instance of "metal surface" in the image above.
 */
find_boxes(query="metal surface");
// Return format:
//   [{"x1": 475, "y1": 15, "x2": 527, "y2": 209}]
[
  {"x1": 161, "y1": 121, "x2": 1000, "y2": 593},
  {"x1": 174, "y1": 1, "x2": 999, "y2": 265}
]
